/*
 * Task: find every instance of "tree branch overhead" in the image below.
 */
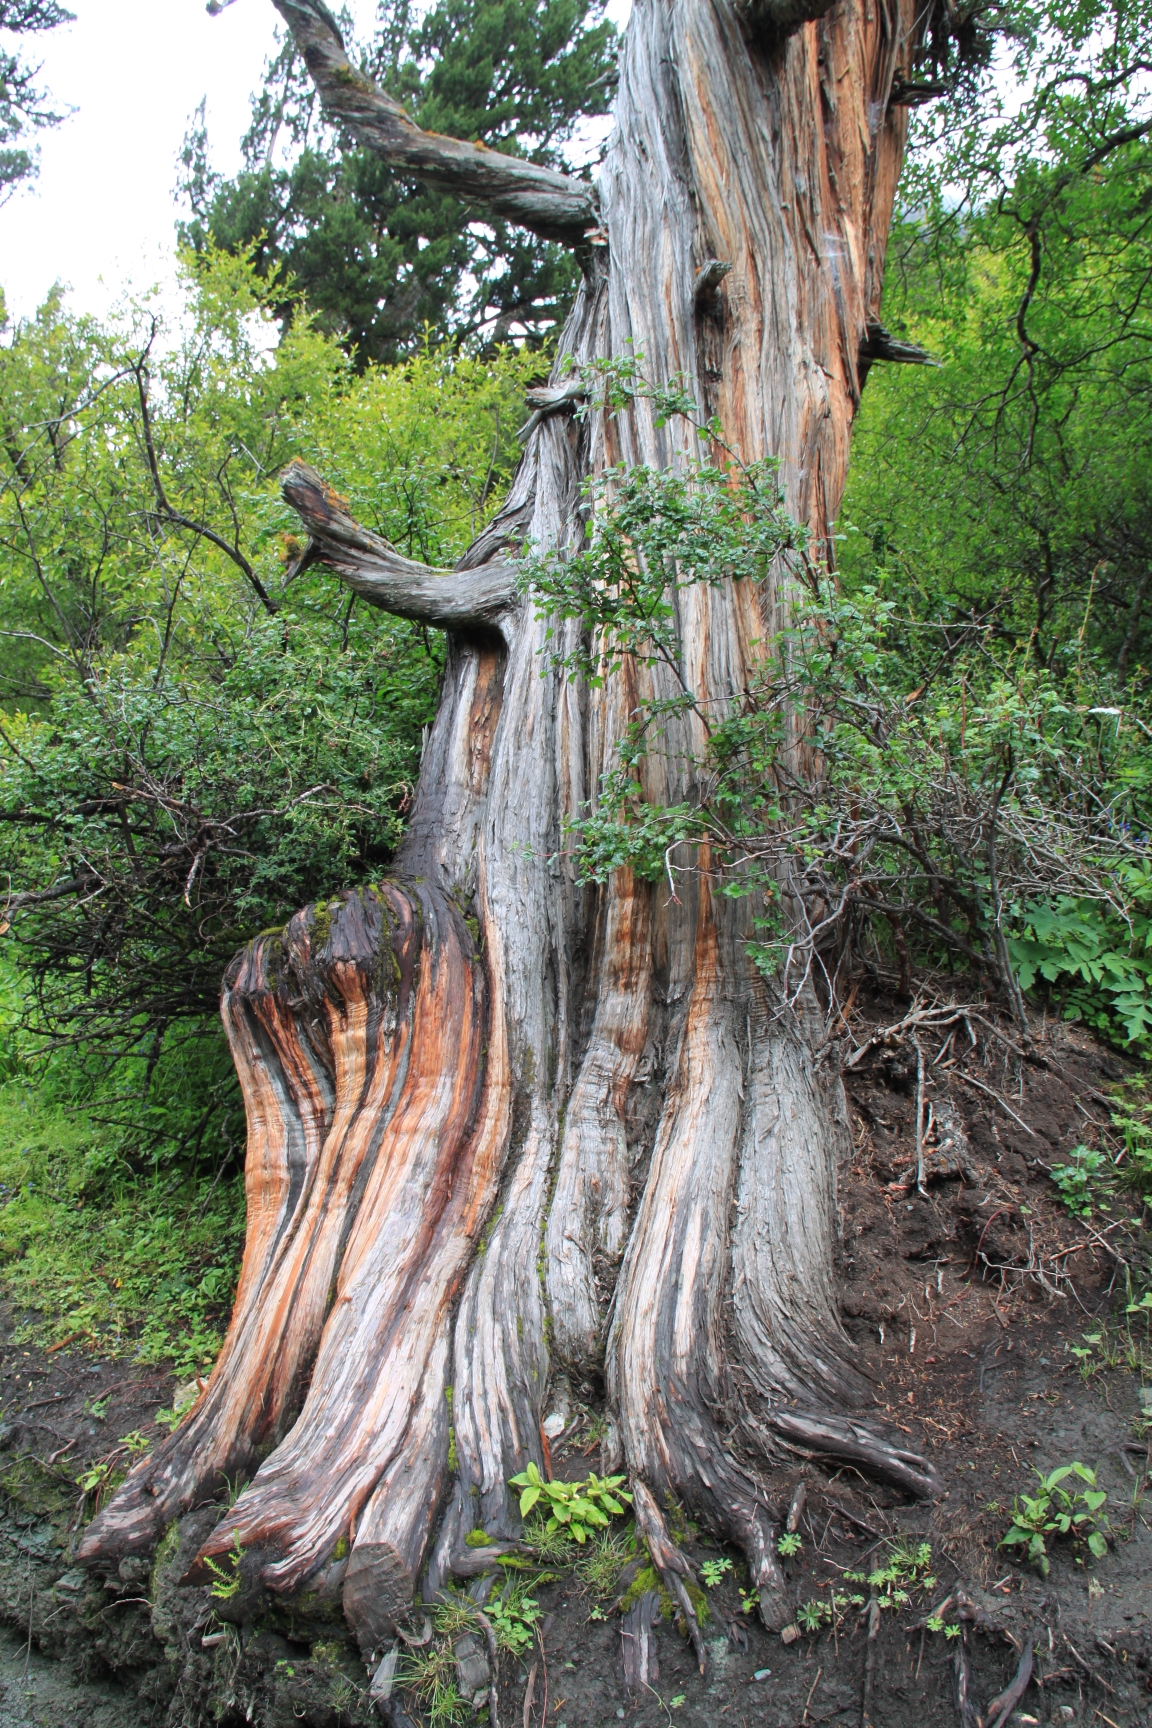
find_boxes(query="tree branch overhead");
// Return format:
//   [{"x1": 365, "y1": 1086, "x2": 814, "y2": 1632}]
[{"x1": 270, "y1": 0, "x2": 600, "y2": 245}]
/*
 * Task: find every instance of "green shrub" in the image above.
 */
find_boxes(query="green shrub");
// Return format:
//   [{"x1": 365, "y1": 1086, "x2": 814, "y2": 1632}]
[{"x1": 999, "y1": 1464, "x2": 1109, "y2": 1574}]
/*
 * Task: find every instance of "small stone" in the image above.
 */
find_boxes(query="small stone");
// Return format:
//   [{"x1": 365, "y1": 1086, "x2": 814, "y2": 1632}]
[
  {"x1": 780, "y1": 1624, "x2": 801, "y2": 1645},
  {"x1": 542, "y1": 1411, "x2": 566, "y2": 1439},
  {"x1": 617, "y1": 1710, "x2": 626, "y2": 1719},
  {"x1": 1055, "y1": 1710, "x2": 1075, "y2": 1724},
  {"x1": 752, "y1": 1667, "x2": 772, "y2": 1681}
]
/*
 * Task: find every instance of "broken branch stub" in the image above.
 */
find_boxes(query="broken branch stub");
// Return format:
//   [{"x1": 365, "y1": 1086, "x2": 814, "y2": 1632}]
[{"x1": 281, "y1": 461, "x2": 518, "y2": 631}]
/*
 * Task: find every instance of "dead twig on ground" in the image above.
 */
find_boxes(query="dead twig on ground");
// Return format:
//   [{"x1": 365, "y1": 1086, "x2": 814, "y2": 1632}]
[
  {"x1": 473, "y1": 1610, "x2": 500, "y2": 1728},
  {"x1": 521, "y1": 1659, "x2": 538, "y2": 1728},
  {"x1": 861, "y1": 1597, "x2": 881, "y2": 1728},
  {"x1": 983, "y1": 1637, "x2": 1034, "y2": 1728}
]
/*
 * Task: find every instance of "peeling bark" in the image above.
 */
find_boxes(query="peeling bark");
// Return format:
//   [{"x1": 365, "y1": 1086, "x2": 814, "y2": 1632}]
[{"x1": 83, "y1": 0, "x2": 942, "y2": 1647}]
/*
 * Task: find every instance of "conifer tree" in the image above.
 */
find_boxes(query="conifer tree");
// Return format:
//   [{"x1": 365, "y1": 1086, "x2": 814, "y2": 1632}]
[{"x1": 180, "y1": 0, "x2": 617, "y2": 362}]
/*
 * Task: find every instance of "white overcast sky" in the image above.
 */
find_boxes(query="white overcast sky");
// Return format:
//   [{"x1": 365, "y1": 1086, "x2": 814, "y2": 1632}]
[
  {"x1": 0, "y1": 0, "x2": 628, "y2": 328},
  {"x1": 0, "y1": 0, "x2": 386, "y2": 324}
]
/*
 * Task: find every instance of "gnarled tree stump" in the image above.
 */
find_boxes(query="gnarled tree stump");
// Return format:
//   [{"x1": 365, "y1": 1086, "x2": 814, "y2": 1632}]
[{"x1": 80, "y1": 0, "x2": 940, "y2": 1656}]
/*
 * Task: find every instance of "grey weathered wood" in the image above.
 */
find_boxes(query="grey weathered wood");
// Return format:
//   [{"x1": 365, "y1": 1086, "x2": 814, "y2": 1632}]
[
  {"x1": 282, "y1": 461, "x2": 517, "y2": 631},
  {"x1": 270, "y1": 0, "x2": 598, "y2": 245}
]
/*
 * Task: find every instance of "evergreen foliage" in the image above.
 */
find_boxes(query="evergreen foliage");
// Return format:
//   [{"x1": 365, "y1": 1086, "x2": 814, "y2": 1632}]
[
  {"x1": 0, "y1": 0, "x2": 71, "y2": 202},
  {"x1": 179, "y1": 0, "x2": 617, "y2": 364}
]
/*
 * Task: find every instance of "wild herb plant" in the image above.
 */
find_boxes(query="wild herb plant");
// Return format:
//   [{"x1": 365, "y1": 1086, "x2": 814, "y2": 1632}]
[
  {"x1": 509, "y1": 1462, "x2": 632, "y2": 1544},
  {"x1": 999, "y1": 1464, "x2": 1109, "y2": 1573}
]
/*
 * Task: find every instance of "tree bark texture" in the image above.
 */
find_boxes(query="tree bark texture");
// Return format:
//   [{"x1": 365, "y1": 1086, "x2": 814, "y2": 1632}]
[{"x1": 80, "y1": 0, "x2": 939, "y2": 1653}]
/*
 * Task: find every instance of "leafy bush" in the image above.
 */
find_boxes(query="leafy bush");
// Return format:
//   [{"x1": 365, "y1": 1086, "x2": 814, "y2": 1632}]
[
  {"x1": 1009, "y1": 878, "x2": 1152, "y2": 1050},
  {"x1": 1048, "y1": 1076, "x2": 1152, "y2": 1222},
  {"x1": 999, "y1": 1464, "x2": 1109, "y2": 1573},
  {"x1": 0, "y1": 249, "x2": 536, "y2": 1066},
  {"x1": 526, "y1": 358, "x2": 1152, "y2": 1045},
  {"x1": 509, "y1": 1462, "x2": 632, "y2": 1544}
]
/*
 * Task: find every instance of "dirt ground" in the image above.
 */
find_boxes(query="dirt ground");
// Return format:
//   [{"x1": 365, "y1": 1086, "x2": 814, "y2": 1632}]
[{"x1": 0, "y1": 994, "x2": 1148, "y2": 1728}]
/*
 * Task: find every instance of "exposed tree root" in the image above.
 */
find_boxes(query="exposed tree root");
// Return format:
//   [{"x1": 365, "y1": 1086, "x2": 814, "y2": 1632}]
[
  {"x1": 620, "y1": 1589, "x2": 662, "y2": 1690},
  {"x1": 79, "y1": 886, "x2": 420, "y2": 1563},
  {"x1": 631, "y1": 1483, "x2": 707, "y2": 1674},
  {"x1": 760, "y1": 1409, "x2": 940, "y2": 1499}
]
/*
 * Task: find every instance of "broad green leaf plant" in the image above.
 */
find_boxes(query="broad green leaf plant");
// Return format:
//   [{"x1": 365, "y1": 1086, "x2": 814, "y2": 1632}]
[
  {"x1": 508, "y1": 1462, "x2": 632, "y2": 1544},
  {"x1": 1000, "y1": 1464, "x2": 1109, "y2": 1574}
]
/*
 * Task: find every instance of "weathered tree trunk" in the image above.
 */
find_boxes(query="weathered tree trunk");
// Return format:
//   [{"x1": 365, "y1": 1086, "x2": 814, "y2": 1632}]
[{"x1": 80, "y1": 0, "x2": 939, "y2": 1656}]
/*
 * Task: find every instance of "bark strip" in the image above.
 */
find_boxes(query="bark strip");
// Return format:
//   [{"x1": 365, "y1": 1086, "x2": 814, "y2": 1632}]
[{"x1": 79, "y1": 887, "x2": 418, "y2": 1561}]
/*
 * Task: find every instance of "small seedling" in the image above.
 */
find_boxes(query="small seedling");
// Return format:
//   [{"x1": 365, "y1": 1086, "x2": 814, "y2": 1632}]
[
  {"x1": 845, "y1": 1539, "x2": 936, "y2": 1609},
  {"x1": 700, "y1": 1556, "x2": 733, "y2": 1587},
  {"x1": 1049, "y1": 1145, "x2": 1109, "y2": 1217},
  {"x1": 738, "y1": 1587, "x2": 759, "y2": 1615},
  {"x1": 118, "y1": 1430, "x2": 150, "y2": 1456},
  {"x1": 204, "y1": 1532, "x2": 245, "y2": 1600},
  {"x1": 797, "y1": 1600, "x2": 828, "y2": 1633},
  {"x1": 999, "y1": 1464, "x2": 1108, "y2": 1575},
  {"x1": 777, "y1": 1532, "x2": 802, "y2": 1558},
  {"x1": 76, "y1": 1459, "x2": 113, "y2": 1495}
]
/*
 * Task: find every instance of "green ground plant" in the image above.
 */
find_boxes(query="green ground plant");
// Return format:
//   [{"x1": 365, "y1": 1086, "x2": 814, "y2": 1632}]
[
  {"x1": 999, "y1": 1464, "x2": 1109, "y2": 1574},
  {"x1": 0, "y1": 1040, "x2": 246, "y2": 1374},
  {"x1": 846, "y1": 1539, "x2": 937, "y2": 1609},
  {"x1": 509, "y1": 1462, "x2": 632, "y2": 1544},
  {"x1": 205, "y1": 1532, "x2": 246, "y2": 1600},
  {"x1": 576, "y1": 1524, "x2": 636, "y2": 1600},
  {"x1": 796, "y1": 1541, "x2": 949, "y2": 1639},
  {"x1": 398, "y1": 1637, "x2": 471, "y2": 1728}
]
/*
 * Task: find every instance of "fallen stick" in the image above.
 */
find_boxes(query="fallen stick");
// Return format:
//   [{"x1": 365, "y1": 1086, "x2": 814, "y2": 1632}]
[
  {"x1": 786, "y1": 1480, "x2": 808, "y2": 1534},
  {"x1": 821, "y1": 1496, "x2": 887, "y2": 1540},
  {"x1": 952, "y1": 1631, "x2": 979, "y2": 1728},
  {"x1": 802, "y1": 1664, "x2": 822, "y2": 1726},
  {"x1": 521, "y1": 1658, "x2": 538, "y2": 1728},
  {"x1": 1064, "y1": 1635, "x2": 1116, "y2": 1695},
  {"x1": 861, "y1": 1597, "x2": 880, "y2": 1728},
  {"x1": 983, "y1": 1636, "x2": 1033, "y2": 1728},
  {"x1": 951, "y1": 1071, "x2": 1037, "y2": 1137},
  {"x1": 473, "y1": 1609, "x2": 500, "y2": 1728},
  {"x1": 915, "y1": 1040, "x2": 927, "y2": 1196}
]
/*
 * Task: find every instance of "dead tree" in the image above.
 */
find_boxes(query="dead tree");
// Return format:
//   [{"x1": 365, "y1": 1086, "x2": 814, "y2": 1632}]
[{"x1": 79, "y1": 0, "x2": 939, "y2": 1651}]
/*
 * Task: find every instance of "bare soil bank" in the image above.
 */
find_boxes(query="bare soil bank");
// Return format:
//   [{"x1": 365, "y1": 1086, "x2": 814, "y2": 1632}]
[{"x1": 0, "y1": 998, "x2": 1147, "y2": 1727}]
